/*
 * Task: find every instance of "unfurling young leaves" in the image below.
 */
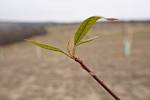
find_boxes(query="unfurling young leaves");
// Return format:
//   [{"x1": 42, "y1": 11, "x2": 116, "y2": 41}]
[
  {"x1": 26, "y1": 16, "x2": 117, "y2": 58},
  {"x1": 74, "y1": 16, "x2": 103, "y2": 46}
]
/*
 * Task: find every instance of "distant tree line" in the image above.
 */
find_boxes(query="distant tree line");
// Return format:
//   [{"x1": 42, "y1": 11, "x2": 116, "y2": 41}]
[{"x1": 0, "y1": 22, "x2": 47, "y2": 45}]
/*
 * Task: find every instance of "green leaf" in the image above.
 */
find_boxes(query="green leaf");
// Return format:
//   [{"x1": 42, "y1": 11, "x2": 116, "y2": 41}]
[
  {"x1": 74, "y1": 16, "x2": 102, "y2": 46},
  {"x1": 26, "y1": 39, "x2": 65, "y2": 53},
  {"x1": 77, "y1": 36, "x2": 99, "y2": 46},
  {"x1": 66, "y1": 38, "x2": 71, "y2": 55}
]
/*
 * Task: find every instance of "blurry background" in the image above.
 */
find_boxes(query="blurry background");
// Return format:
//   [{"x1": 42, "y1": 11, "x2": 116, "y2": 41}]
[{"x1": 0, "y1": 0, "x2": 150, "y2": 100}]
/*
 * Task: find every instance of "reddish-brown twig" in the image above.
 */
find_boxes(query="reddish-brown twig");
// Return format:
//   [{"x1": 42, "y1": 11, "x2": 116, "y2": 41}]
[{"x1": 73, "y1": 57, "x2": 121, "y2": 100}]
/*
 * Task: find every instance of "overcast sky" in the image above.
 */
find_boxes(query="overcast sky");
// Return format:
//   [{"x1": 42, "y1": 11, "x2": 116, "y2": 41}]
[{"x1": 0, "y1": 0, "x2": 150, "y2": 22}]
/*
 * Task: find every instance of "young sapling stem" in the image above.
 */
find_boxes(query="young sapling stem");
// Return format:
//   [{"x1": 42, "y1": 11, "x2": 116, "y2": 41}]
[{"x1": 27, "y1": 16, "x2": 121, "y2": 100}]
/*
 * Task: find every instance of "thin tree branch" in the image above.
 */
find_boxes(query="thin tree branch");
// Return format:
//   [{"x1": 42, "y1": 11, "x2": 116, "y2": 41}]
[{"x1": 73, "y1": 57, "x2": 121, "y2": 100}]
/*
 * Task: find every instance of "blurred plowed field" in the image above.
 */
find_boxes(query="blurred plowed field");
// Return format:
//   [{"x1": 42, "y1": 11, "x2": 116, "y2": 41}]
[{"x1": 0, "y1": 22, "x2": 150, "y2": 100}]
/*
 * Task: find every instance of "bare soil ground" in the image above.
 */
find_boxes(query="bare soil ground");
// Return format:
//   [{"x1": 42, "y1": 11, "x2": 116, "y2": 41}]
[{"x1": 0, "y1": 22, "x2": 150, "y2": 100}]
